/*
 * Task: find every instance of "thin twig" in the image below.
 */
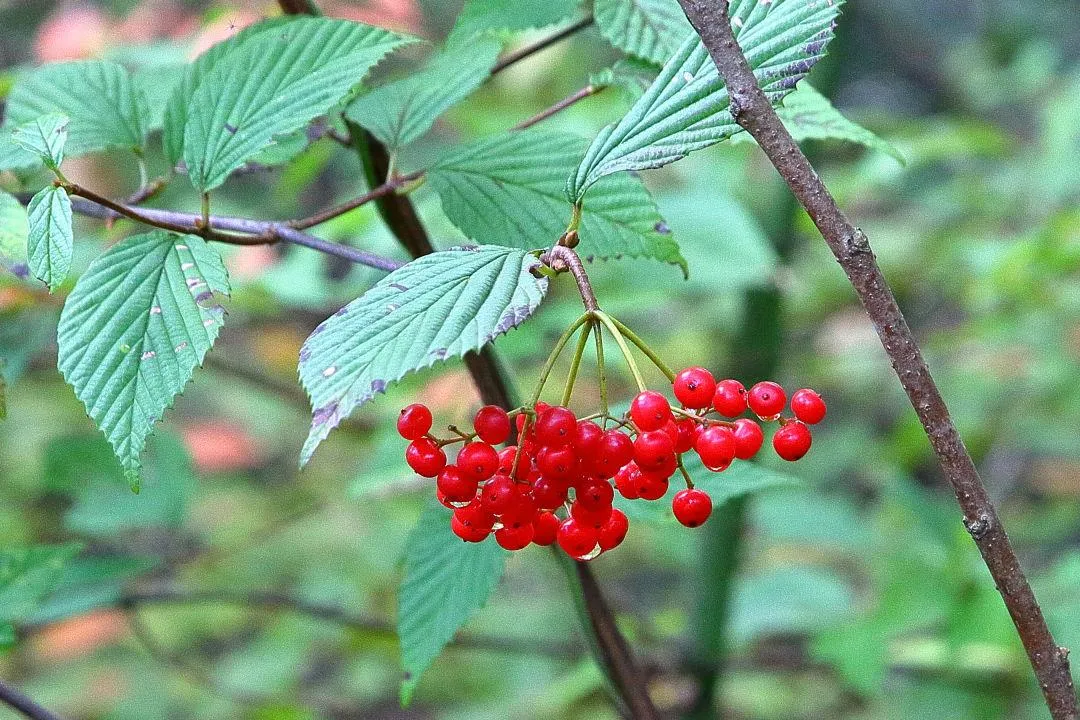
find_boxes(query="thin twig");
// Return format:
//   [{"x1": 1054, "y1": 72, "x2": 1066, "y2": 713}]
[
  {"x1": 490, "y1": 16, "x2": 595, "y2": 76},
  {"x1": 675, "y1": 1, "x2": 1077, "y2": 717},
  {"x1": 513, "y1": 85, "x2": 605, "y2": 131},
  {"x1": 288, "y1": 169, "x2": 424, "y2": 230},
  {"x1": 0, "y1": 679, "x2": 67, "y2": 720},
  {"x1": 543, "y1": 245, "x2": 599, "y2": 312}
]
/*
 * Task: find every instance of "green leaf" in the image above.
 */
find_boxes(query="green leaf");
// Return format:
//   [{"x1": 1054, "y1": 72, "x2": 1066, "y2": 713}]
[
  {"x1": 427, "y1": 129, "x2": 685, "y2": 272},
  {"x1": 568, "y1": 0, "x2": 842, "y2": 200},
  {"x1": 0, "y1": 131, "x2": 41, "y2": 172},
  {"x1": 0, "y1": 623, "x2": 13, "y2": 648},
  {"x1": 10, "y1": 113, "x2": 68, "y2": 170},
  {"x1": 56, "y1": 231, "x2": 230, "y2": 483},
  {"x1": 730, "y1": 83, "x2": 904, "y2": 162},
  {"x1": 398, "y1": 502, "x2": 506, "y2": 704},
  {"x1": 26, "y1": 185, "x2": 73, "y2": 293},
  {"x1": 182, "y1": 17, "x2": 414, "y2": 192},
  {"x1": 298, "y1": 245, "x2": 547, "y2": 465},
  {"x1": 594, "y1": 0, "x2": 694, "y2": 65},
  {"x1": 345, "y1": 36, "x2": 502, "y2": 152},
  {"x1": 0, "y1": 544, "x2": 82, "y2": 624},
  {"x1": 3, "y1": 60, "x2": 148, "y2": 158},
  {"x1": 449, "y1": 0, "x2": 580, "y2": 42},
  {"x1": 591, "y1": 57, "x2": 662, "y2": 104},
  {"x1": 0, "y1": 190, "x2": 29, "y2": 272}
]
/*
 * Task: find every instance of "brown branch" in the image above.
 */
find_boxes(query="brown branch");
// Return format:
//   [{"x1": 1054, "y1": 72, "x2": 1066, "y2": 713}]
[
  {"x1": 0, "y1": 679, "x2": 67, "y2": 720},
  {"x1": 490, "y1": 15, "x2": 595, "y2": 76},
  {"x1": 675, "y1": 1, "x2": 1077, "y2": 717},
  {"x1": 287, "y1": 170, "x2": 424, "y2": 230},
  {"x1": 543, "y1": 245, "x2": 599, "y2": 312},
  {"x1": 513, "y1": 84, "x2": 605, "y2": 131}
]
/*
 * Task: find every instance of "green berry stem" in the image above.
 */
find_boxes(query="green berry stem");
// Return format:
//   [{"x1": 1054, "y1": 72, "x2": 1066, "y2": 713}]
[
  {"x1": 529, "y1": 312, "x2": 592, "y2": 408},
  {"x1": 592, "y1": 311, "x2": 646, "y2": 392},
  {"x1": 562, "y1": 319, "x2": 594, "y2": 407},
  {"x1": 604, "y1": 314, "x2": 676, "y2": 382},
  {"x1": 594, "y1": 322, "x2": 609, "y2": 427}
]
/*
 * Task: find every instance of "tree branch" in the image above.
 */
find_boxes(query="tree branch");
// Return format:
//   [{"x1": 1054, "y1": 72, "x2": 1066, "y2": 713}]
[
  {"x1": 512, "y1": 84, "x2": 605, "y2": 131},
  {"x1": 675, "y1": 1, "x2": 1077, "y2": 717},
  {"x1": 0, "y1": 679, "x2": 67, "y2": 720},
  {"x1": 490, "y1": 16, "x2": 595, "y2": 76}
]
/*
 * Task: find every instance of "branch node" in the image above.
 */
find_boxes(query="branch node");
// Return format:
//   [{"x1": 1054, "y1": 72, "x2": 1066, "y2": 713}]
[{"x1": 964, "y1": 513, "x2": 992, "y2": 540}]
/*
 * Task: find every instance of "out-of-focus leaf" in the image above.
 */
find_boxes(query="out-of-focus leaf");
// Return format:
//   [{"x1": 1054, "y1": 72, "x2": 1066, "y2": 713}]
[
  {"x1": 0, "y1": 544, "x2": 83, "y2": 623},
  {"x1": 731, "y1": 566, "x2": 854, "y2": 643},
  {"x1": 594, "y1": 0, "x2": 694, "y2": 64},
  {"x1": 0, "y1": 190, "x2": 29, "y2": 273},
  {"x1": 449, "y1": 0, "x2": 581, "y2": 42}
]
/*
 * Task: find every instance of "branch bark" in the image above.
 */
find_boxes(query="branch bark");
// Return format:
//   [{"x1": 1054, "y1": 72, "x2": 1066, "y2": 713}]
[
  {"x1": 0, "y1": 679, "x2": 67, "y2": 720},
  {"x1": 675, "y1": 1, "x2": 1077, "y2": 717}
]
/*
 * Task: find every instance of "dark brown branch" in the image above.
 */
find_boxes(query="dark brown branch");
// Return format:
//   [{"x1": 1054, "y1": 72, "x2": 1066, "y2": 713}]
[
  {"x1": 543, "y1": 245, "x2": 599, "y2": 312},
  {"x1": 0, "y1": 679, "x2": 67, "y2": 720},
  {"x1": 288, "y1": 170, "x2": 424, "y2": 230},
  {"x1": 490, "y1": 15, "x2": 595, "y2": 76},
  {"x1": 513, "y1": 84, "x2": 605, "y2": 131},
  {"x1": 675, "y1": 1, "x2": 1077, "y2": 717}
]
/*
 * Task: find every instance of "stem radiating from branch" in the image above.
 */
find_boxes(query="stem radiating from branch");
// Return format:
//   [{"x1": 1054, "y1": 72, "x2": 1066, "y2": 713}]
[{"x1": 0, "y1": 679, "x2": 67, "y2": 720}]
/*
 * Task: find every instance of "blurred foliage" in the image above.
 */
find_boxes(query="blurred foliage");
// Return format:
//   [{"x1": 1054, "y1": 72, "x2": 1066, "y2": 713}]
[{"x1": 0, "y1": 0, "x2": 1078, "y2": 719}]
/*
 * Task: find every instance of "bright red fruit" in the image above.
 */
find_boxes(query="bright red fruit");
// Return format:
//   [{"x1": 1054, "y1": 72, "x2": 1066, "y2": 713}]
[
  {"x1": 495, "y1": 524, "x2": 534, "y2": 550},
  {"x1": 405, "y1": 437, "x2": 446, "y2": 477},
  {"x1": 712, "y1": 380, "x2": 747, "y2": 418},
  {"x1": 480, "y1": 474, "x2": 518, "y2": 514},
  {"x1": 593, "y1": 430, "x2": 634, "y2": 478},
  {"x1": 437, "y1": 465, "x2": 477, "y2": 503},
  {"x1": 614, "y1": 463, "x2": 641, "y2": 499},
  {"x1": 630, "y1": 390, "x2": 673, "y2": 431},
  {"x1": 474, "y1": 405, "x2": 511, "y2": 445},
  {"x1": 531, "y1": 476, "x2": 569, "y2": 510},
  {"x1": 451, "y1": 514, "x2": 489, "y2": 542},
  {"x1": 673, "y1": 366, "x2": 716, "y2": 409},
  {"x1": 457, "y1": 442, "x2": 499, "y2": 481},
  {"x1": 674, "y1": 418, "x2": 698, "y2": 454},
  {"x1": 573, "y1": 420, "x2": 604, "y2": 456},
  {"x1": 536, "y1": 445, "x2": 577, "y2": 480},
  {"x1": 532, "y1": 512, "x2": 560, "y2": 546},
  {"x1": 773, "y1": 420, "x2": 812, "y2": 460},
  {"x1": 597, "y1": 509, "x2": 629, "y2": 551},
  {"x1": 747, "y1": 381, "x2": 786, "y2": 420},
  {"x1": 635, "y1": 472, "x2": 669, "y2": 501},
  {"x1": 535, "y1": 406, "x2": 577, "y2": 446},
  {"x1": 557, "y1": 517, "x2": 598, "y2": 558},
  {"x1": 633, "y1": 430, "x2": 676, "y2": 471},
  {"x1": 790, "y1": 389, "x2": 827, "y2": 424},
  {"x1": 397, "y1": 403, "x2": 432, "y2": 440},
  {"x1": 695, "y1": 426, "x2": 736, "y2": 471},
  {"x1": 454, "y1": 501, "x2": 495, "y2": 538},
  {"x1": 571, "y1": 500, "x2": 613, "y2": 528},
  {"x1": 732, "y1": 418, "x2": 764, "y2": 460},
  {"x1": 576, "y1": 477, "x2": 615, "y2": 510},
  {"x1": 672, "y1": 488, "x2": 712, "y2": 527}
]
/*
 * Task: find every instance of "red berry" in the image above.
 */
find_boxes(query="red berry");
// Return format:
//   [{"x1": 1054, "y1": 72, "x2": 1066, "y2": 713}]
[
  {"x1": 614, "y1": 463, "x2": 641, "y2": 500},
  {"x1": 712, "y1": 380, "x2": 747, "y2": 418},
  {"x1": 397, "y1": 403, "x2": 432, "y2": 440},
  {"x1": 499, "y1": 492, "x2": 538, "y2": 528},
  {"x1": 571, "y1": 499, "x2": 613, "y2": 528},
  {"x1": 451, "y1": 514, "x2": 489, "y2": 542},
  {"x1": 557, "y1": 517, "x2": 599, "y2": 558},
  {"x1": 496, "y1": 524, "x2": 534, "y2": 550},
  {"x1": 474, "y1": 405, "x2": 511, "y2": 445},
  {"x1": 635, "y1": 472, "x2": 669, "y2": 501},
  {"x1": 405, "y1": 437, "x2": 446, "y2": 477},
  {"x1": 672, "y1": 488, "x2": 712, "y2": 527},
  {"x1": 630, "y1": 390, "x2": 673, "y2": 431},
  {"x1": 573, "y1": 420, "x2": 604, "y2": 456},
  {"x1": 454, "y1": 500, "x2": 495, "y2": 537},
  {"x1": 437, "y1": 465, "x2": 477, "y2": 503},
  {"x1": 773, "y1": 420, "x2": 812, "y2": 461},
  {"x1": 532, "y1": 512, "x2": 560, "y2": 546},
  {"x1": 436, "y1": 489, "x2": 455, "y2": 509},
  {"x1": 673, "y1": 367, "x2": 716, "y2": 409},
  {"x1": 597, "y1": 508, "x2": 629, "y2": 551},
  {"x1": 633, "y1": 430, "x2": 676, "y2": 472},
  {"x1": 457, "y1": 442, "x2": 500, "y2": 481},
  {"x1": 592, "y1": 430, "x2": 634, "y2": 478},
  {"x1": 534, "y1": 406, "x2": 577, "y2": 446},
  {"x1": 694, "y1": 426, "x2": 736, "y2": 471},
  {"x1": 480, "y1": 474, "x2": 518, "y2": 514},
  {"x1": 674, "y1": 418, "x2": 698, "y2": 454},
  {"x1": 576, "y1": 477, "x2": 615, "y2": 511},
  {"x1": 536, "y1": 445, "x2": 578, "y2": 481},
  {"x1": 531, "y1": 475, "x2": 569, "y2": 510},
  {"x1": 747, "y1": 381, "x2": 786, "y2": 420},
  {"x1": 790, "y1": 389, "x2": 826, "y2": 425},
  {"x1": 732, "y1": 418, "x2": 764, "y2": 460}
]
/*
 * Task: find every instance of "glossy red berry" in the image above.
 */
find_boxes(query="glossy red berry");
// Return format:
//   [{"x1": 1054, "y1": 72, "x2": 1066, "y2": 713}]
[
  {"x1": 437, "y1": 465, "x2": 477, "y2": 503},
  {"x1": 673, "y1": 367, "x2": 717, "y2": 409},
  {"x1": 597, "y1": 508, "x2": 629, "y2": 551},
  {"x1": 635, "y1": 472, "x2": 669, "y2": 501},
  {"x1": 500, "y1": 492, "x2": 538, "y2": 528},
  {"x1": 633, "y1": 430, "x2": 676, "y2": 472},
  {"x1": 573, "y1": 420, "x2": 604, "y2": 456},
  {"x1": 732, "y1": 418, "x2": 764, "y2": 460},
  {"x1": 474, "y1": 405, "x2": 511, "y2": 445},
  {"x1": 747, "y1": 381, "x2": 786, "y2": 420},
  {"x1": 454, "y1": 501, "x2": 495, "y2": 537},
  {"x1": 532, "y1": 512, "x2": 560, "y2": 546},
  {"x1": 672, "y1": 488, "x2": 712, "y2": 527},
  {"x1": 536, "y1": 445, "x2": 578, "y2": 481},
  {"x1": 397, "y1": 403, "x2": 432, "y2": 440},
  {"x1": 630, "y1": 390, "x2": 673, "y2": 431},
  {"x1": 694, "y1": 426, "x2": 736, "y2": 471},
  {"x1": 790, "y1": 389, "x2": 827, "y2": 425},
  {"x1": 712, "y1": 380, "x2": 747, "y2": 418},
  {"x1": 451, "y1": 514, "x2": 489, "y2": 542},
  {"x1": 773, "y1": 420, "x2": 812, "y2": 461},
  {"x1": 592, "y1": 430, "x2": 634, "y2": 478},
  {"x1": 480, "y1": 474, "x2": 518, "y2": 514},
  {"x1": 571, "y1": 499, "x2": 613, "y2": 528},
  {"x1": 576, "y1": 477, "x2": 615, "y2": 511},
  {"x1": 495, "y1": 524, "x2": 534, "y2": 550},
  {"x1": 531, "y1": 475, "x2": 569, "y2": 510},
  {"x1": 674, "y1": 418, "x2": 698, "y2": 454},
  {"x1": 557, "y1": 517, "x2": 598, "y2": 558},
  {"x1": 405, "y1": 437, "x2": 446, "y2": 477},
  {"x1": 614, "y1": 463, "x2": 641, "y2": 500},
  {"x1": 457, "y1": 442, "x2": 500, "y2": 481},
  {"x1": 535, "y1": 406, "x2": 577, "y2": 446}
]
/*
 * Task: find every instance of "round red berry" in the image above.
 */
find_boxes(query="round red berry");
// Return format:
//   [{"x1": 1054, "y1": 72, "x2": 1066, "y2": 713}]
[
  {"x1": 437, "y1": 465, "x2": 477, "y2": 503},
  {"x1": 633, "y1": 430, "x2": 676, "y2": 472},
  {"x1": 532, "y1": 512, "x2": 560, "y2": 546},
  {"x1": 614, "y1": 462, "x2": 641, "y2": 500},
  {"x1": 534, "y1": 406, "x2": 577, "y2": 446},
  {"x1": 573, "y1": 420, "x2": 604, "y2": 456},
  {"x1": 397, "y1": 403, "x2": 432, "y2": 440},
  {"x1": 597, "y1": 508, "x2": 629, "y2": 551},
  {"x1": 570, "y1": 499, "x2": 613, "y2": 528},
  {"x1": 576, "y1": 477, "x2": 615, "y2": 511},
  {"x1": 672, "y1": 488, "x2": 712, "y2": 527},
  {"x1": 495, "y1": 524, "x2": 534, "y2": 550},
  {"x1": 537, "y1": 445, "x2": 578, "y2": 481},
  {"x1": 790, "y1": 389, "x2": 826, "y2": 425},
  {"x1": 454, "y1": 500, "x2": 495, "y2": 538},
  {"x1": 773, "y1": 420, "x2": 812, "y2": 461},
  {"x1": 474, "y1": 405, "x2": 511, "y2": 445},
  {"x1": 712, "y1": 380, "x2": 747, "y2": 418},
  {"x1": 674, "y1": 418, "x2": 698, "y2": 454},
  {"x1": 747, "y1": 381, "x2": 786, "y2": 420},
  {"x1": 531, "y1": 475, "x2": 569, "y2": 510},
  {"x1": 499, "y1": 492, "x2": 538, "y2": 528},
  {"x1": 457, "y1": 442, "x2": 500, "y2": 481},
  {"x1": 451, "y1": 514, "x2": 489, "y2": 542},
  {"x1": 405, "y1": 437, "x2": 446, "y2": 477},
  {"x1": 630, "y1": 390, "x2": 673, "y2": 431},
  {"x1": 732, "y1": 418, "x2": 764, "y2": 460},
  {"x1": 592, "y1": 430, "x2": 634, "y2": 478},
  {"x1": 673, "y1": 367, "x2": 716, "y2": 409},
  {"x1": 635, "y1": 472, "x2": 669, "y2": 501},
  {"x1": 694, "y1": 426, "x2": 736, "y2": 472},
  {"x1": 557, "y1": 517, "x2": 598, "y2": 558},
  {"x1": 480, "y1": 474, "x2": 518, "y2": 514}
]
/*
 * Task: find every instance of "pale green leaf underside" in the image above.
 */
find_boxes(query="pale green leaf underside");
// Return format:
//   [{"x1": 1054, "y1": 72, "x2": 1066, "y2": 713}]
[
  {"x1": 428, "y1": 129, "x2": 685, "y2": 272},
  {"x1": 11, "y1": 113, "x2": 69, "y2": 169},
  {"x1": 730, "y1": 83, "x2": 904, "y2": 162},
  {"x1": 398, "y1": 502, "x2": 506, "y2": 704},
  {"x1": 0, "y1": 544, "x2": 82, "y2": 623},
  {"x1": 3, "y1": 60, "x2": 147, "y2": 159},
  {"x1": 0, "y1": 190, "x2": 30, "y2": 270},
  {"x1": 569, "y1": 0, "x2": 842, "y2": 200},
  {"x1": 0, "y1": 132, "x2": 41, "y2": 172},
  {"x1": 183, "y1": 17, "x2": 414, "y2": 191},
  {"x1": 26, "y1": 186, "x2": 73, "y2": 293},
  {"x1": 57, "y1": 231, "x2": 230, "y2": 482},
  {"x1": 298, "y1": 246, "x2": 548, "y2": 465},
  {"x1": 594, "y1": 0, "x2": 695, "y2": 65},
  {"x1": 448, "y1": 0, "x2": 580, "y2": 42},
  {"x1": 345, "y1": 36, "x2": 502, "y2": 152}
]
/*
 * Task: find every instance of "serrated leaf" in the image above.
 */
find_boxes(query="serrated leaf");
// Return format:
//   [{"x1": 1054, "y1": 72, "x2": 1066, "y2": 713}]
[
  {"x1": 594, "y1": 0, "x2": 694, "y2": 65},
  {"x1": 592, "y1": 57, "x2": 662, "y2": 104},
  {"x1": 26, "y1": 185, "x2": 73, "y2": 292},
  {"x1": 298, "y1": 246, "x2": 547, "y2": 465},
  {"x1": 428, "y1": 129, "x2": 685, "y2": 272},
  {"x1": 398, "y1": 502, "x2": 506, "y2": 704},
  {"x1": 449, "y1": 0, "x2": 580, "y2": 42},
  {"x1": 345, "y1": 36, "x2": 502, "y2": 152},
  {"x1": 0, "y1": 190, "x2": 29, "y2": 272},
  {"x1": 10, "y1": 113, "x2": 68, "y2": 170},
  {"x1": 729, "y1": 83, "x2": 903, "y2": 162},
  {"x1": 569, "y1": 0, "x2": 842, "y2": 200},
  {"x1": 182, "y1": 17, "x2": 414, "y2": 192},
  {"x1": 57, "y1": 231, "x2": 230, "y2": 483},
  {"x1": 0, "y1": 544, "x2": 82, "y2": 623},
  {"x1": 3, "y1": 60, "x2": 148, "y2": 158},
  {"x1": 0, "y1": 131, "x2": 41, "y2": 172}
]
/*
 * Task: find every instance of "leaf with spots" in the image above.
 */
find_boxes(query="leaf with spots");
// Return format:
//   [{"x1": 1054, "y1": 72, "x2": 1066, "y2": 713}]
[
  {"x1": 568, "y1": 0, "x2": 842, "y2": 200},
  {"x1": 299, "y1": 246, "x2": 547, "y2": 465},
  {"x1": 10, "y1": 113, "x2": 69, "y2": 171},
  {"x1": 427, "y1": 129, "x2": 685, "y2": 273},
  {"x1": 26, "y1": 185, "x2": 73, "y2": 293},
  {"x1": 57, "y1": 231, "x2": 230, "y2": 486},
  {"x1": 594, "y1": 0, "x2": 694, "y2": 65},
  {"x1": 398, "y1": 501, "x2": 506, "y2": 704}
]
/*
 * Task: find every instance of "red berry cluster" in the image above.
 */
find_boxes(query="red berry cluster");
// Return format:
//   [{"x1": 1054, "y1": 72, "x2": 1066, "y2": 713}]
[{"x1": 396, "y1": 368, "x2": 824, "y2": 560}]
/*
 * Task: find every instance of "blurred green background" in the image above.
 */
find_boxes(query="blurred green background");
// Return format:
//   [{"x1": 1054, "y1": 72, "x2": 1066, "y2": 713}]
[{"x1": 2, "y1": 0, "x2": 1079, "y2": 718}]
